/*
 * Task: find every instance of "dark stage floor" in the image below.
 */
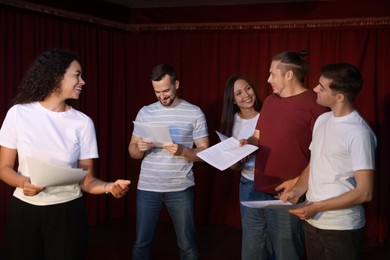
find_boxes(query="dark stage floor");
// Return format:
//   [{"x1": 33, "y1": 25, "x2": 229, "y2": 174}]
[
  {"x1": 0, "y1": 217, "x2": 388, "y2": 259},
  {"x1": 86, "y1": 217, "x2": 390, "y2": 260}
]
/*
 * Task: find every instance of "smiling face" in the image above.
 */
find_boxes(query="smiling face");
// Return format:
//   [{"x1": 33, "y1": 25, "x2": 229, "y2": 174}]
[
  {"x1": 57, "y1": 60, "x2": 85, "y2": 100},
  {"x1": 152, "y1": 74, "x2": 179, "y2": 107},
  {"x1": 233, "y1": 79, "x2": 256, "y2": 110}
]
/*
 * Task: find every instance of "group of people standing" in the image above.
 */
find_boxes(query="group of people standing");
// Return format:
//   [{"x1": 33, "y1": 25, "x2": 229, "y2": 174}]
[{"x1": 0, "y1": 48, "x2": 376, "y2": 260}]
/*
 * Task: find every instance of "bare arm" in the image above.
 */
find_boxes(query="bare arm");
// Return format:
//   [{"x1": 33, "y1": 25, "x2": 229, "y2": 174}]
[
  {"x1": 275, "y1": 176, "x2": 299, "y2": 198},
  {"x1": 242, "y1": 129, "x2": 259, "y2": 146},
  {"x1": 0, "y1": 146, "x2": 43, "y2": 196},
  {"x1": 163, "y1": 136, "x2": 209, "y2": 162},
  {"x1": 78, "y1": 159, "x2": 130, "y2": 198},
  {"x1": 128, "y1": 134, "x2": 153, "y2": 160},
  {"x1": 279, "y1": 164, "x2": 310, "y2": 203},
  {"x1": 288, "y1": 169, "x2": 373, "y2": 220}
]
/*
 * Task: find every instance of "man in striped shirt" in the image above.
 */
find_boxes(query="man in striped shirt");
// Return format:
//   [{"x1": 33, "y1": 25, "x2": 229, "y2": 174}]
[{"x1": 129, "y1": 64, "x2": 209, "y2": 260}]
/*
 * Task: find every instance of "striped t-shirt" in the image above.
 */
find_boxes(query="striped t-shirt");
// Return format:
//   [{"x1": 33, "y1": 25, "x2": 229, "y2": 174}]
[{"x1": 132, "y1": 99, "x2": 208, "y2": 192}]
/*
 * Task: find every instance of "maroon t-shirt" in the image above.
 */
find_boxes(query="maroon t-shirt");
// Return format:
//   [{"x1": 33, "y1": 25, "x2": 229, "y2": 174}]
[{"x1": 254, "y1": 90, "x2": 328, "y2": 195}]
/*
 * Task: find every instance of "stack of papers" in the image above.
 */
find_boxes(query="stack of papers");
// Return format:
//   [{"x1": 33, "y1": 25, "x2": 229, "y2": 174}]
[
  {"x1": 196, "y1": 136, "x2": 258, "y2": 171},
  {"x1": 26, "y1": 157, "x2": 88, "y2": 187}
]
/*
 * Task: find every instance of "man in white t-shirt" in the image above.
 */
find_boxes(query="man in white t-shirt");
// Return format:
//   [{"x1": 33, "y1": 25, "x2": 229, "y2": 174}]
[{"x1": 279, "y1": 63, "x2": 377, "y2": 259}]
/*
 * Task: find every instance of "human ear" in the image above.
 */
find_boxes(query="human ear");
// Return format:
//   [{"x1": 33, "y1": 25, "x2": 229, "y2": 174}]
[
  {"x1": 336, "y1": 93, "x2": 345, "y2": 103},
  {"x1": 175, "y1": 80, "x2": 180, "y2": 90},
  {"x1": 285, "y1": 70, "x2": 293, "y2": 80}
]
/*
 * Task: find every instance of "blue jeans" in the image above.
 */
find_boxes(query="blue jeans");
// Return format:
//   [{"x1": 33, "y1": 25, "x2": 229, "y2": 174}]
[
  {"x1": 240, "y1": 177, "x2": 273, "y2": 259},
  {"x1": 132, "y1": 187, "x2": 199, "y2": 260},
  {"x1": 239, "y1": 176, "x2": 254, "y2": 220},
  {"x1": 242, "y1": 189, "x2": 304, "y2": 260}
]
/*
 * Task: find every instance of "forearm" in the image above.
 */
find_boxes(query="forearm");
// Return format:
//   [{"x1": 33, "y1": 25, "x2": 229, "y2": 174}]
[
  {"x1": 280, "y1": 165, "x2": 309, "y2": 203},
  {"x1": 0, "y1": 167, "x2": 28, "y2": 188},
  {"x1": 178, "y1": 146, "x2": 206, "y2": 162},
  {"x1": 129, "y1": 143, "x2": 144, "y2": 159},
  {"x1": 245, "y1": 129, "x2": 259, "y2": 146},
  {"x1": 80, "y1": 176, "x2": 110, "y2": 195},
  {"x1": 311, "y1": 170, "x2": 373, "y2": 212},
  {"x1": 293, "y1": 166, "x2": 310, "y2": 196},
  {"x1": 246, "y1": 136, "x2": 259, "y2": 146},
  {"x1": 176, "y1": 136, "x2": 209, "y2": 162},
  {"x1": 311, "y1": 186, "x2": 373, "y2": 213}
]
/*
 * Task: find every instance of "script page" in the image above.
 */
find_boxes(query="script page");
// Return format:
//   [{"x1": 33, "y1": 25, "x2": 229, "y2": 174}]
[
  {"x1": 241, "y1": 200, "x2": 308, "y2": 210},
  {"x1": 215, "y1": 131, "x2": 229, "y2": 141},
  {"x1": 26, "y1": 157, "x2": 88, "y2": 187},
  {"x1": 197, "y1": 137, "x2": 258, "y2": 171},
  {"x1": 133, "y1": 121, "x2": 173, "y2": 147}
]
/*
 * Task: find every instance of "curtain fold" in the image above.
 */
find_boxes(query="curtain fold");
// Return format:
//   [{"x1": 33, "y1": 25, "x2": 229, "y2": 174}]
[{"x1": 0, "y1": 4, "x2": 389, "y2": 249}]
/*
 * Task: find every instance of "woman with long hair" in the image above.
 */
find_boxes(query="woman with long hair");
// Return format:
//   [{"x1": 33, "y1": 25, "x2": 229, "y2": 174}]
[
  {"x1": 220, "y1": 75, "x2": 263, "y2": 256},
  {"x1": 0, "y1": 48, "x2": 130, "y2": 260}
]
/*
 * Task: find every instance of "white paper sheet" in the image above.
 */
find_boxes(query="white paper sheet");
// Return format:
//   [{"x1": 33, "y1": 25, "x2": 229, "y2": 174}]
[
  {"x1": 196, "y1": 137, "x2": 258, "y2": 171},
  {"x1": 215, "y1": 131, "x2": 229, "y2": 141},
  {"x1": 26, "y1": 157, "x2": 88, "y2": 187},
  {"x1": 133, "y1": 121, "x2": 173, "y2": 147},
  {"x1": 241, "y1": 200, "x2": 308, "y2": 210}
]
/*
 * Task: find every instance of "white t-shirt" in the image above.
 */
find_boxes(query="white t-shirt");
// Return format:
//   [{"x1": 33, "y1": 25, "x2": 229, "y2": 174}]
[
  {"x1": 232, "y1": 113, "x2": 259, "y2": 181},
  {"x1": 307, "y1": 110, "x2": 376, "y2": 230},
  {"x1": 0, "y1": 102, "x2": 99, "y2": 206}
]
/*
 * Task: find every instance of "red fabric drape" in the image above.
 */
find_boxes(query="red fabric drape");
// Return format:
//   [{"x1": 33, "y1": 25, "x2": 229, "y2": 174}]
[{"x1": 0, "y1": 3, "x2": 389, "y2": 250}]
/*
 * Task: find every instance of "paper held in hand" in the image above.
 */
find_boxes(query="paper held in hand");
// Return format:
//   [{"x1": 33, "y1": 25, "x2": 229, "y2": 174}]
[
  {"x1": 196, "y1": 136, "x2": 258, "y2": 171},
  {"x1": 26, "y1": 157, "x2": 88, "y2": 187},
  {"x1": 241, "y1": 200, "x2": 308, "y2": 210},
  {"x1": 133, "y1": 121, "x2": 173, "y2": 147}
]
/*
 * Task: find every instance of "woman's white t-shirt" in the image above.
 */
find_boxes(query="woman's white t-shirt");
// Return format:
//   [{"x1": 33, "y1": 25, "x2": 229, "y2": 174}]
[
  {"x1": 232, "y1": 113, "x2": 259, "y2": 181},
  {"x1": 0, "y1": 102, "x2": 99, "y2": 206}
]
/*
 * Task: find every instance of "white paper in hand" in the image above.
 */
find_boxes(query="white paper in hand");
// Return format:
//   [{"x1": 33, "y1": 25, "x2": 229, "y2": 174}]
[
  {"x1": 26, "y1": 157, "x2": 88, "y2": 187},
  {"x1": 241, "y1": 200, "x2": 308, "y2": 210},
  {"x1": 133, "y1": 121, "x2": 173, "y2": 147},
  {"x1": 215, "y1": 131, "x2": 229, "y2": 141},
  {"x1": 197, "y1": 137, "x2": 258, "y2": 171}
]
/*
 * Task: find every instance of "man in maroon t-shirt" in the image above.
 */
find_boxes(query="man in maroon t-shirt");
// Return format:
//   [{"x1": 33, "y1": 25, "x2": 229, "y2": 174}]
[{"x1": 242, "y1": 50, "x2": 328, "y2": 260}]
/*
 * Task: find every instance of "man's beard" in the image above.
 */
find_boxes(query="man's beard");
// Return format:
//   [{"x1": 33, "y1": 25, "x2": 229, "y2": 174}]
[{"x1": 160, "y1": 96, "x2": 175, "y2": 106}]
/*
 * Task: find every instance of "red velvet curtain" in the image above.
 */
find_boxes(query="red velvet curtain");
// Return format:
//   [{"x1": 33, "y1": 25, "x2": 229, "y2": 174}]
[{"x1": 0, "y1": 3, "x2": 389, "y2": 249}]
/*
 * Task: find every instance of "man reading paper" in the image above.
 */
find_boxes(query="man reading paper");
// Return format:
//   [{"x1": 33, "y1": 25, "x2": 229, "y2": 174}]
[{"x1": 128, "y1": 64, "x2": 209, "y2": 260}]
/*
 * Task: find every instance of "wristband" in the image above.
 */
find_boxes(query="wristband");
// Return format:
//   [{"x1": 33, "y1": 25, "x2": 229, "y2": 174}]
[{"x1": 103, "y1": 182, "x2": 110, "y2": 195}]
